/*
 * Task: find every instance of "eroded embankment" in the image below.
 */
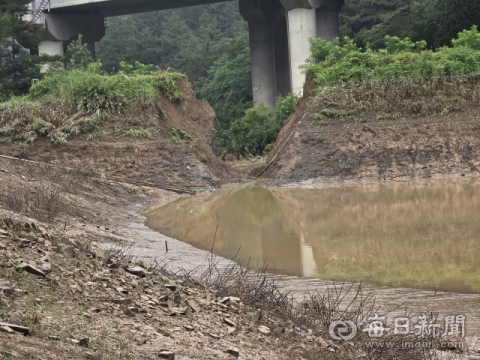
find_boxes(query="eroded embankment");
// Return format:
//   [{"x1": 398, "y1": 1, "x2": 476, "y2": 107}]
[
  {"x1": 0, "y1": 77, "x2": 244, "y2": 190},
  {"x1": 262, "y1": 77, "x2": 480, "y2": 184}
]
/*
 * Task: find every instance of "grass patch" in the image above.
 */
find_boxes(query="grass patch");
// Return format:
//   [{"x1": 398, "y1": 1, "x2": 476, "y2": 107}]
[
  {"x1": 0, "y1": 61, "x2": 185, "y2": 145},
  {"x1": 305, "y1": 27, "x2": 480, "y2": 123},
  {"x1": 308, "y1": 75, "x2": 480, "y2": 122}
]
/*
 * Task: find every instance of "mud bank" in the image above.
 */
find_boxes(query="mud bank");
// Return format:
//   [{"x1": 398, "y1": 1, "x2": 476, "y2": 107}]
[{"x1": 261, "y1": 82, "x2": 480, "y2": 185}]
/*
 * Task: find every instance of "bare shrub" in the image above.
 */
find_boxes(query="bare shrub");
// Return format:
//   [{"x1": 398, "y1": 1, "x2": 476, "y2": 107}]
[
  {"x1": 0, "y1": 163, "x2": 85, "y2": 220},
  {"x1": 193, "y1": 255, "x2": 452, "y2": 360}
]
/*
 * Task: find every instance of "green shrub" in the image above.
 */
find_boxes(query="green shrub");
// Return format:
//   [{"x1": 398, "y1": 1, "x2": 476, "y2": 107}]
[
  {"x1": 306, "y1": 27, "x2": 480, "y2": 88},
  {"x1": 224, "y1": 94, "x2": 298, "y2": 157}
]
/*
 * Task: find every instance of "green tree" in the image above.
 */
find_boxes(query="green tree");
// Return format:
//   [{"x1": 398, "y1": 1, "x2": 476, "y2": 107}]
[
  {"x1": 198, "y1": 27, "x2": 252, "y2": 127},
  {"x1": 0, "y1": 0, "x2": 43, "y2": 100},
  {"x1": 412, "y1": 0, "x2": 480, "y2": 48},
  {"x1": 63, "y1": 35, "x2": 93, "y2": 70},
  {"x1": 96, "y1": 1, "x2": 253, "y2": 127}
]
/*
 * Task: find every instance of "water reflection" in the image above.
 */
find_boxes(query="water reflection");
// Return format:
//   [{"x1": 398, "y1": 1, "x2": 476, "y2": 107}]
[{"x1": 142, "y1": 178, "x2": 480, "y2": 294}]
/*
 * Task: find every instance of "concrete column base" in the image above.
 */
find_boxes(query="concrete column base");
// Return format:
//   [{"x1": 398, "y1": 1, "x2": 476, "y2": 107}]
[
  {"x1": 287, "y1": 8, "x2": 316, "y2": 97},
  {"x1": 38, "y1": 41, "x2": 65, "y2": 72},
  {"x1": 249, "y1": 21, "x2": 277, "y2": 110},
  {"x1": 38, "y1": 41, "x2": 64, "y2": 56}
]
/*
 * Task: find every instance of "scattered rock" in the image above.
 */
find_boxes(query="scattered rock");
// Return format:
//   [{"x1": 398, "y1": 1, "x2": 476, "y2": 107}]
[
  {"x1": 124, "y1": 307, "x2": 136, "y2": 317},
  {"x1": 226, "y1": 348, "x2": 239, "y2": 357},
  {"x1": 258, "y1": 325, "x2": 271, "y2": 335},
  {"x1": 79, "y1": 337, "x2": 90, "y2": 348},
  {"x1": 186, "y1": 299, "x2": 200, "y2": 313},
  {"x1": 164, "y1": 284, "x2": 177, "y2": 292},
  {"x1": 48, "y1": 336, "x2": 60, "y2": 341},
  {"x1": 16, "y1": 263, "x2": 45, "y2": 277},
  {"x1": 185, "y1": 325, "x2": 194, "y2": 331},
  {"x1": 126, "y1": 266, "x2": 149, "y2": 277},
  {"x1": 158, "y1": 351, "x2": 175, "y2": 359},
  {"x1": 0, "y1": 325, "x2": 14, "y2": 334},
  {"x1": 157, "y1": 329, "x2": 171, "y2": 337},
  {"x1": 0, "y1": 286, "x2": 14, "y2": 295},
  {"x1": 0, "y1": 241, "x2": 5, "y2": 249},
  {"x1": 224, "y1": 318, "x2": 236, "y2": 327},
  {"x1": 112, "y1": 297, "x2": 132, "y2": 305},
  {"x1": 134, "y1": 334, "x2": 147, "y2": 345},
  {"x1": 86, "y1": 352, "x2": 103, "y2": 360},
  {"x1": 0, "y1": 322, "x2": 30, "y2": 335},
  {"x1": 227, "y1": 327, "x2": 238, "y2": 336}
]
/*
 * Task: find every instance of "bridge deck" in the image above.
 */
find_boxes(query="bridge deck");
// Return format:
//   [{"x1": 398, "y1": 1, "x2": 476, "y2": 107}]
[{"x1": 49, "y1": 0, "x2": 227, "y2": 17}]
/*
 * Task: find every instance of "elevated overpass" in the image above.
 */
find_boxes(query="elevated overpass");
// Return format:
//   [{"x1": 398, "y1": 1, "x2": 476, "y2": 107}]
[{"x1": 31, "y1": 0, "x2": 344, "y2": 108}]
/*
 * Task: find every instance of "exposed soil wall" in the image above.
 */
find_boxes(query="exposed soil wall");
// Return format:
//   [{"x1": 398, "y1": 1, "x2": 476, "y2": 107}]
[
  {"x1": 261, "y1": 80, "x2": 480, "y2": 184},
  {"x1": 0, "y1": 79, "x2": 244, "y2": 189}
]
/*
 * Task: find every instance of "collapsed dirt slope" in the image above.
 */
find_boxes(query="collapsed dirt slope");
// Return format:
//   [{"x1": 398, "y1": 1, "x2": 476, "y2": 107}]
[
  {"x1": 0, "y1": 78, "x2": 244, "y2": 190},
  {"x1": 262, "y1": 80, "x2": 480, "y2": 184}
]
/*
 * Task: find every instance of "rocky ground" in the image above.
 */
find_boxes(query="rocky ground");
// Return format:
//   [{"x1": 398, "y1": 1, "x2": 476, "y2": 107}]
[{"x1": 0, "y1": 216, "x2": 314, "y2": 360}]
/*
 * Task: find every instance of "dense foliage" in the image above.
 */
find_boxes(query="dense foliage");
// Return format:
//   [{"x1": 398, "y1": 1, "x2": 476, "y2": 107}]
[
  {"x1": 219, "y1": 94, "x2": 298, "y2": 157},
  {"x1": 306, "y1": 27, "x2": 480, "y2": 87},
  {"x1": 97, "y1": 1, "x2": 252, "y2": 127},
  {"x1": 0, "y1": 0, "x2": 44, "y2": 101},
  {"x1": 0, "y1": 40, "x2": 185, "y2": 145},
  {"x1": 339, "y1": 0, "x2": 480, "y2": 50}
]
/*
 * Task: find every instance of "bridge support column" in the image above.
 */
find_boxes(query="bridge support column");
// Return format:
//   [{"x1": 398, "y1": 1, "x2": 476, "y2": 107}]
[
  {"x1": 38, "y1": 41, "x2": 64, "y2": 56},
  {"x1": 40, "y1": 13, "x2": 104, "y2": 60},
  {"x1": 273, "y1": 21, "x2": 291, "y2": 98},
  {"x1": 248, "y1": 21, "x2": 277, "y2": 109},
  {"x1": 316, "y1": 10, "x2": 339, "y2": 42},
  {"x1": 286, "y1": 8, "x2": 316, "y2": 97}
]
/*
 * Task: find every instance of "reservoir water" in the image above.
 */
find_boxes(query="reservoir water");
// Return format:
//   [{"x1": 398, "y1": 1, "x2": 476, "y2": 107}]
[{"x1": 142, "y1": 178, "x2": 480, "y2": 335}]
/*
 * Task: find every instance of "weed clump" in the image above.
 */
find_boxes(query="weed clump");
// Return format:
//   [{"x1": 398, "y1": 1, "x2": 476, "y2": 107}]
[
  {"x1": 305, "y1": 26, "x2": 480, "y2": 123},
  {"x1": 0, "y1": 60, "x2": 185, "y2": 145}
]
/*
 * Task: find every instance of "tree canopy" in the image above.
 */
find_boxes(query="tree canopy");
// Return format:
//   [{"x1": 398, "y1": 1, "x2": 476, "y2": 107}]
[{"x1": 0, "y1": 0, "x2": 43, "y2": 101}]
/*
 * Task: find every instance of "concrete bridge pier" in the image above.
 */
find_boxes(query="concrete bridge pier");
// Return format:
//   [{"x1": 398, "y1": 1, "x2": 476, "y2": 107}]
[
  {"x1": 281, "y1": 0, "x2": 343, "y2": 97},
  {"x1": 248, "y1": 20, "x2": 277, "y2": 110},
  {"x1": 38, "y1": 13, "x2": 105, "y2": 59},
  {"x1": 240, "y1": 0, "x2": 343, "y2": 107},
  {"x1": 286, "y1": 7, "x2": 316, "y2": 96}
]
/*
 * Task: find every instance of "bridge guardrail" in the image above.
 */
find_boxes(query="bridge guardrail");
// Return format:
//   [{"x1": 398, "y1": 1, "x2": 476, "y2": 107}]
[{"x1": 31, "y1": 0, "x2": 49, "y2": 23}]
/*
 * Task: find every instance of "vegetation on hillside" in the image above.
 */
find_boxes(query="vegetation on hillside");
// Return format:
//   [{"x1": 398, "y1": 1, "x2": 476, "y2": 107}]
[
  {"x1": 0, "y1": 40, "x2": 185, "y2": 145},
  {"x1": 307, "y1": 26, "x2": 480, "y2": 87},
  {"x1": 97, "y1": 1, "x2": 252, "y2": 128},
  {"x1": 0, "y1": 0, "x2": 45, "y2": 101},
  {"x1": 339, "y1": 0, "x2": 480, "y2": 50},
  {"x1": 306, "y1": 27, "x2": 480, "y2": 123},
  {"x1": 218, "y1": 94, "x2": 299, "y2": 157}
]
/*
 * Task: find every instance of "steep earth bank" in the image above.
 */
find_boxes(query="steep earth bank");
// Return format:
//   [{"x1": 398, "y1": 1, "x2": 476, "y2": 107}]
[
  {"x1": 0, "y1": 78, "x2": 244, "y2": 191},
  {"x1": 261, "y1": 81, "x2": 480, "y2": 185}
]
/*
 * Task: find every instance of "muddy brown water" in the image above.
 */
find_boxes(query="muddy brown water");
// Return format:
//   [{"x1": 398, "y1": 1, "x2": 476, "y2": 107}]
[{"x1": 142, "y1": 178, "x2": 480, "y2": 335}]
